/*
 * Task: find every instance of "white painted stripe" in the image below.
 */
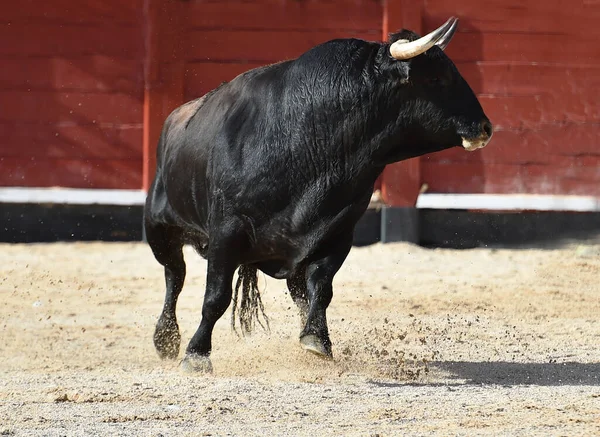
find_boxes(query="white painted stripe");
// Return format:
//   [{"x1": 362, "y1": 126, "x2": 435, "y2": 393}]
[
  {"x1": 1, "y1": 188, "x2": 599, "y2": 212},
  {"x1": 0, "y1": 188, "x2": 147, "y2": 205},
  {"x1": 416, "y1": 193, "x2": 600, "y2": 212}
]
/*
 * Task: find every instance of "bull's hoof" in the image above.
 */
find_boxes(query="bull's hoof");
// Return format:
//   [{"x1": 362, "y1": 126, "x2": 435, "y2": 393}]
[
  {"x1": 179, "y1": 354, "x2": 213, "y2": 374},
  {"x1": 153, "y1": 318, "x2": 181, "y2": 360},
  {"x1": 300, "y1": 334, "x2": 333, "y2": 360}
]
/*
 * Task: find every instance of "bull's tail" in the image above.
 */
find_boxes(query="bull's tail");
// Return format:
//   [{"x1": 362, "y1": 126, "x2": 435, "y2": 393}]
[{"x1": 231, "y1": 265, "x2": 270, "y2": 335}]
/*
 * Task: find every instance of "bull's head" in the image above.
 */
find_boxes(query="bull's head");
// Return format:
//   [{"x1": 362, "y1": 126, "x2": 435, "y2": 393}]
[{"x1": 386, "y1": 18, "x2": 492, "y2": 153}]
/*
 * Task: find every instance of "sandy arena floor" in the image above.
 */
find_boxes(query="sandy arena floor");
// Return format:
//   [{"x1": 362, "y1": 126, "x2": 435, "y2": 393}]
[{"x1": 1, "y1": 240, "x2": 599, "y2": 436}]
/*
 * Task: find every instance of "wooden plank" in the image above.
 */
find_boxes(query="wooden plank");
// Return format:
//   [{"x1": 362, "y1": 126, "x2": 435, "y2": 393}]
[
  {"x1": 423, "y1": 124, "x2": 600, "y2": 165},
  {"x1": 443, "y1": 31, "x2": 600, "y2": 65},
  {"x1": 2, "y1": 0, "x2": 142, "y2": 25},
  {"x1": 185, "y1": 29, "x2": 379, "y2": 63},
  {"x1": 421, "y1": 161, "x2": 600, "y2": 196},
  {"x1": 456, "y1": 63, "x2": 600, "y2": 97},
  {"x1": 0, "y1": 91, "x2": 143, "y2": 124},
  {"x1": 142, "y1": 0, "x2": 186, "y2": 191},
  {"x1": 184, "y1": 62, "x2": 265, "y2": 100},
  {"x1": 423, "y1": 0, "x2": 600, "y2": 35},
  {"x1": 0, "y1": 57, "x2": 142, "y2": 93},
  {"x1": 0, "y1": 24, "x2": 143, "y2": 58},
  {"x1": 0, "y1": 158, "x2": 142, "y2": 189},
  {"x1": 186, "y1": 0, "x2": 382, "y2": 31},
  {"x1": 477, "y1": 94, "x2": 599, "y2": 130},
  {"x1": 0, "y1": 123, "x2": 142, "y2": 159}
]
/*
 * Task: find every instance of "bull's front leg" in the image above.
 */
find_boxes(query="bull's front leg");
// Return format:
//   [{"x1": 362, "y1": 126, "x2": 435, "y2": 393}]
[
  {"x1": 299, "y1": 236, "x2": 352, "y2": 359},
  {"x1": 287, "y1": 269, "x2": 309, "y2": 327}
]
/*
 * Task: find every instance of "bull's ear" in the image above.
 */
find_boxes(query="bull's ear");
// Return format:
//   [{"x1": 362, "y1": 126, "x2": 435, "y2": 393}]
[
  {"x1": 378, "y1": 46, "x2": 411, "y2": 83},
  {"x1": 396, "y1": 59, "x2": 411, "y2": 84}
]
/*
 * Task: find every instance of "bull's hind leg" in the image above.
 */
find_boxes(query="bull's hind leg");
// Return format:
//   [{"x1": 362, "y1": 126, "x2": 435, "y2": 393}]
[
  {"x1": 145, "y1": 221, "x2": 186, "y2": 360},
  {"x1": 180, "y1": 225, "x2": 243, "y2": 373},
  {"x1": 300, "y1": 236, "x2": 353, "y2": 359}
]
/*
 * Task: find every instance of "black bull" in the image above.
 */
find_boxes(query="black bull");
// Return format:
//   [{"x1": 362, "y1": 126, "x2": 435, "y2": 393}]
[{"x1": 143, "y1": 18, "x2": 493, "y2": 372}]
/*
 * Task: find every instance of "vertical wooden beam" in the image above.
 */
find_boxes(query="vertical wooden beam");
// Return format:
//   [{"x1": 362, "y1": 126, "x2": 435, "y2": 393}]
[
  {"x1": 142, "y1": 0, "x2": 159, "y2": 193},
  {"x1": 380, "y1": 0, "x2": 423, "y2": 207},
  {"x1": 142, "y1": 0, "x2": 186, "y2": 192}
]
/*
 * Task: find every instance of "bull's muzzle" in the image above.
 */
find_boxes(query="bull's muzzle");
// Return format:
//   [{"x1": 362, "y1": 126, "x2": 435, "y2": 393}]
[{"x1": 462, "y1": 120, "x2": 493, "y2": 152}]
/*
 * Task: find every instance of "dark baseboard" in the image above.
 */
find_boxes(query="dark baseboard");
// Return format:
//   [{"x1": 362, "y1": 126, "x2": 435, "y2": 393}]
[
  {"x1": 418, "y1": 209, "x2": 600, "y2": 248},
  {"x1": 1, "y1": 203, "x2": 599, "y2": 249},
  {"x1": 352, "y1": 207, "x2": 381, "y2": 246},
  {"x1": 353, "y1": 207, "x2": 600, "y2": 248},
  {"x1": 0, "y1": 203, "x2": 144, "y2": 243}
]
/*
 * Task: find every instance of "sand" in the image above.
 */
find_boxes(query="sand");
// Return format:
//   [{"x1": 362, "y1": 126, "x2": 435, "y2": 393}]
[{"x1": 1, "y1": 240, "x2": 599, "y2": 436}]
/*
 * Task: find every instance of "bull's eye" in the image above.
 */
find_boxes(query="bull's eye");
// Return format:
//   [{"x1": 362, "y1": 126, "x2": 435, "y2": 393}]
[{"x1": 425, "y1": 77, "x2": 442, "y2": 86}]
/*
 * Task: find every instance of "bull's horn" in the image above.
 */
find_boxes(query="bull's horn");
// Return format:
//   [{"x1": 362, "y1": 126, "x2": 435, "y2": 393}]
[
  {"x1": 390, "y1": 17, "x2": 458, "y2": 60},
  {"x1": 435, "y1": 18, "x2": 459, "y2": 51}
]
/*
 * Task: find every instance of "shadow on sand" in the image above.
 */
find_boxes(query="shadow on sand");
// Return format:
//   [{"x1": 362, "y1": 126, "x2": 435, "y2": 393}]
[{"x1": 371, "y1": 361, "x2": 600, "y2": 387}]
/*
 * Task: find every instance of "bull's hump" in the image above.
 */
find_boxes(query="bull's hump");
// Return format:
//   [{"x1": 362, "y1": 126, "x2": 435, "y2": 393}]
[{"x1": 169, "y1": 96, "x2": 208, "y2": 130}]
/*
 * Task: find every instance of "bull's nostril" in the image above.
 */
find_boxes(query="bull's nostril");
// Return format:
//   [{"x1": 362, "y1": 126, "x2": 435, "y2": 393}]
[{"x1": 482, "y1": 120, "x2": 493, "y2": 138}]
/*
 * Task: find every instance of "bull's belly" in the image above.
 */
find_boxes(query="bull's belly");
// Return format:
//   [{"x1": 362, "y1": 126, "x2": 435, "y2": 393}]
[
  {"x1": 249, "y1": 197, "x2": 371, "y2": 279},
  {"x1": 254, "y1": 259, "x2": 291, "y2": 279}
]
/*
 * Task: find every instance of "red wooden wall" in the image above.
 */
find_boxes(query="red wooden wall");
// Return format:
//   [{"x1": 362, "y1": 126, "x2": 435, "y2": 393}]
[
  {"x1": 2, "y1": 0, "x2": 599, "y2": 201},
  {"x1": 0, "y1": 0, "x2": 145, "y2": 189},
  {"x1": 182, "y1": 1, "x2": 382, "y2": 101},
  {"x1": 141, "y1": 0, "x2": 383, "y2": 191},
  {"x1": 418, "y1": 0, "x2": 600, "y2": 197}
]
